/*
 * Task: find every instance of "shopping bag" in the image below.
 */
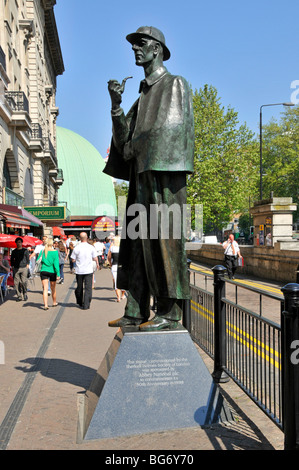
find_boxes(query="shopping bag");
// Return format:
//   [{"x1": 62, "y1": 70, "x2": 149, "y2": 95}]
[
  {"x1": 238, "y1": 256, "x2": 244, "y2": 267},
  {"x1": 33, "y1": 253, "x2": 43, "y2": 276}
]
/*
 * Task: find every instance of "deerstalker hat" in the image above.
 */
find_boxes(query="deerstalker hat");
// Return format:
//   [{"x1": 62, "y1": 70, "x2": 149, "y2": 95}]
[{"x1": 126, "y1": 26, "x2": 171, "y2": 61}]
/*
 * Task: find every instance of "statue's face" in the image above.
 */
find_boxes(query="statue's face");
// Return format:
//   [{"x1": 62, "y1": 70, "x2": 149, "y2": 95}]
[{"x1": 132, "y1": 36, "x2": 157, "y2": 66}]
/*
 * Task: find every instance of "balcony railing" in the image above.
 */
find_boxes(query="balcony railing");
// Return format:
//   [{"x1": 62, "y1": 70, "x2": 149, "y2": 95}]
[
  {"x1": 56, "y1": 169, "x2": 63, "y2": 180},
  {"x1": 30, "y1": 123, "x2": 43, "y2": 140},
  {"x1": 5, "y1": 91, "x2": 29, "y2": 113},
  {"x1": 4, "y1": 187, "x2": 24, "y2": 206},
  {"x1": 4, "y1": 91, "x2": 30, "y2": 130},
  {"x1": 43, "y1": 136, "x2": 55, "y2": 156},
  {"x1": 29, "y1": 123, "x2": 44, "y2": 152},
  {"x1": 43, "y1": 136, "x2": 57, "y2": 167},
  {"x1": 49, "y1": 168, "x2": 64, "y2": 186}
]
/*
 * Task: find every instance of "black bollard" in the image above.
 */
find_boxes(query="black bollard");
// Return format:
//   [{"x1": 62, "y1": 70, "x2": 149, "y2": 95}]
[
  {"x1": 212, "y1": 265, "x2": 229, "y2": 383},
  {"x1": 281, "y1": 283, "x2": 299, "y2": 450}
]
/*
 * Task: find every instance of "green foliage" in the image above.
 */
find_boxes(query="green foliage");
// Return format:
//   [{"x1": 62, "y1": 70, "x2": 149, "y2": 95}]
[
  {"x1": 187, "y1": 84, "x2": 259, "y2": 232},
  {"x1": 114, "y1": 180, "x2": 129, "y2": 200}
]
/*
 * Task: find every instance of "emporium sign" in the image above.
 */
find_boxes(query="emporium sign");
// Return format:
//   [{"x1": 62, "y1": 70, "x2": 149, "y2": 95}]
[{"x1": 25, "y1": 206, "x2": 66, "y2": 221}]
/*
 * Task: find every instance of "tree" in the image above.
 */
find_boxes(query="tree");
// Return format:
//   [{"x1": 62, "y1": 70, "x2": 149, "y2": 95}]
[
  {"x1": 261, "y1": 106, "x2": 299, "y2": 217},
  {"x1": 187, "y1": 85, "x2": 259, "y2": 233},
  {"x1": 113, "y1": 180, "x2": 129, "y2": 200}
]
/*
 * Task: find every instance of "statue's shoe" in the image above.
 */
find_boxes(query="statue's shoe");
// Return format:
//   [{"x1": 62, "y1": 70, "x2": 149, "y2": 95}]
[
  {"x1": 108, "y1": 316, "x2": 144, "y2": 327},
  {"x1": 139, "y1": 316, "x2": 178, "y2": 331}
]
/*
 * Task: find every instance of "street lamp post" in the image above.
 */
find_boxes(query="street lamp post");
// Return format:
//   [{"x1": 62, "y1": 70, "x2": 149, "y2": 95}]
[{"x1": 259, "y1": 102, "x2": 295, "y2": 200}]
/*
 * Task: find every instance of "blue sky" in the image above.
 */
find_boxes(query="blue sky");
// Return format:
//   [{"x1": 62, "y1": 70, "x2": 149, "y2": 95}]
[{"x1": 54, "y1": 0, "x2": 298, "y2": 159}]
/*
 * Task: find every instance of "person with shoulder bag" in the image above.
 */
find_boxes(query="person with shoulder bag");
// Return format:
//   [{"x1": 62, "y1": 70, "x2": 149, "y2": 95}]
[
  {"x1": 37, "y1": 238, "x2": 60, "y2": 310},
  {"x1": 222, "y1": 234, "x2": 242, "y2": 279},
  {"x1": 11, "y1": 237, "x2": 30, "y2": 302}
]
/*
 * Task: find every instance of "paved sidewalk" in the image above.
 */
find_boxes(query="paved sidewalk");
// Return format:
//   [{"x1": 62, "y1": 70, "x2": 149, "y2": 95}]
[{"x1": 0, "y1": 266, "x2": 284, "y2": 450}]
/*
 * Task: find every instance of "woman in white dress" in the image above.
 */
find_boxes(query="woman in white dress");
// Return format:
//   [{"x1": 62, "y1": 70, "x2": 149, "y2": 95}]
[{"x1": 108, "y1": 236, "x2": 126, "y2": 302}]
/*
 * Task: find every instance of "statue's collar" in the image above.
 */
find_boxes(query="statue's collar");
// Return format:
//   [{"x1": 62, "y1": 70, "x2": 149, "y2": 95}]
[{"x1": 139, "y1": 66, "x2": 168, "y2": 93}]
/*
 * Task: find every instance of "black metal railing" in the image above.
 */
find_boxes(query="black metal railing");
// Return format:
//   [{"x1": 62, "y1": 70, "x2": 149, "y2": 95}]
[
  {"x1": 5, "y1": 91, "x2": 29, "y2": 113},
  {"x1": 185, "y1": 263, "x2": 299, "y2": 450},
  {"x1": 190, "y1": 284, "x2": 214, "y2": 357},
  {"x1": 225, "y1": 298, "x2": 281, "y2": 424}
]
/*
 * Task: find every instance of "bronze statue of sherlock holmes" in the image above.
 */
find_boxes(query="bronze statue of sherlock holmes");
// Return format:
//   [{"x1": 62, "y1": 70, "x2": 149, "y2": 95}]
[{"x1": 103, "y1": 26, "x2": 194, "y2": 331}]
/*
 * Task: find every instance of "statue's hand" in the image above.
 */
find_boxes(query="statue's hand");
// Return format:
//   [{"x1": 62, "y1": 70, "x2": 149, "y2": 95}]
[
  {"x1": 108, "y1": 79, "x2": 123, "y2": 108},
  {"x1": 108, "y1": 77, "x2": 132, "y2": 110}
]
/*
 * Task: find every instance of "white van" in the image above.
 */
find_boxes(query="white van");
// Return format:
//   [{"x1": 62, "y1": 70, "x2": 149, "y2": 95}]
[{"x1": 203, "y1": 236, "x2": 218, "y2": 244}]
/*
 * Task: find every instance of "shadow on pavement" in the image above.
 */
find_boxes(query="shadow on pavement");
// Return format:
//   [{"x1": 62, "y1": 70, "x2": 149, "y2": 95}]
[{"x1": 15, "y1": 357, "x2": 96, "y2": 391}]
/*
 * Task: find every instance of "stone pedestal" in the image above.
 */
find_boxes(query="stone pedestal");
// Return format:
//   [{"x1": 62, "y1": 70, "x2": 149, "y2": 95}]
[
  {"x1": 81, "y1": 327, "x2": 233, "y2": 441},
  {"x1": 250, "y1": 197, "x2": 297, "y2": 247}
]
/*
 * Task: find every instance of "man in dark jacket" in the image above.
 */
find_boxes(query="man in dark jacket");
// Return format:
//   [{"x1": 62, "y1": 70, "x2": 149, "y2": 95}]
[
  {"x1": 11, "y1": 237, "x2": 29, "y2": 301},
  {"x1": 104, "y1": 26, "x2": 194, "y2": 331}
]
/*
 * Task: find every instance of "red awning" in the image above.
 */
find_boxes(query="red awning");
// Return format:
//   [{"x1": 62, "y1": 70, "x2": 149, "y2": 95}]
[
  {"x1": 0, "y1": 209, "x2": 30, "y2": 229},
  {"x1": 62, "y1": 221, "x2": 93, "y2": 227},
  {"x1": 0, "y1": 204, "x2": 43, "y2": 229},
  {"x1": 53, "y1": 226, "x2": 65, "y2": 237}
]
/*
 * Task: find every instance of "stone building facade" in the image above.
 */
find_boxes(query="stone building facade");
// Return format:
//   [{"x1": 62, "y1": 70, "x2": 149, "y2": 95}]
[{"x1": 0, "y1": 0, "x2": 64, "y2": 211}]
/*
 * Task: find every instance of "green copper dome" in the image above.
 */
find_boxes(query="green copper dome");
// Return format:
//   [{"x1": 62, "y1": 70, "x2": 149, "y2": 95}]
[{"x1": 57, "y1": 127, "x2": 117, "y2": 217}]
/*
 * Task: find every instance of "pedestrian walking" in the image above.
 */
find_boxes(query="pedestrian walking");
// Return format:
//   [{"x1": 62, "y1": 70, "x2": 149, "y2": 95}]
[
  {"x1": 108, "y1": 235, "x2": 126, "y2": 302},
  {"x1": 71, "y1": 232, "x2": 99, "y2": 310},
  {"x1": 30, "y1": 235, "x2": 48, "y2": 261},
  {"x1": 30, "y1": 235, "x2": 51, "y2": 296},
  {"x1": 222, "y1": 234, "x2": 242, "y2": 279},
  {"x1": 94, "y1": 237, "x2": 105, "y2": 270},
  {"x1": 68, "y1": 237, "x2": 77, "y2": 273},
  {"x1": 57, "y1": 241, "x2": 67, "y2": 284},
  {"x1": 103, "y1": 237, "x2": 111, "y2": 266},
  {"x1": 0, "y1": 252, "x2": 11, "y2": 297},
  {"x1": 10, "y1": 237, "x2": 30, "y2": 302},
  {"x1": 37, "y1": 238, "x2": 60, "y2": 310},
  {"x1": 88, "y1": 239, "x2": 97, "y2": 288}
]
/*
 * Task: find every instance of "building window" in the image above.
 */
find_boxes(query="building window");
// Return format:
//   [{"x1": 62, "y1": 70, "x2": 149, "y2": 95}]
[{"x1": 3, "y1": 157, "x2": 12, "y2": 189}]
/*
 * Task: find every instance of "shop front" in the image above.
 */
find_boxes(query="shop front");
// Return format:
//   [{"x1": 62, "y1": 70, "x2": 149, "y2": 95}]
[
  {"x1": 24, "y1": 205, "x2": 70, "y2": 238},
  {"x1": 0, "y1": 204, "x2": 44, "y2": 237},
  {"x1": 62, "y1": 215, "x2": 118, "y2": 240}
]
